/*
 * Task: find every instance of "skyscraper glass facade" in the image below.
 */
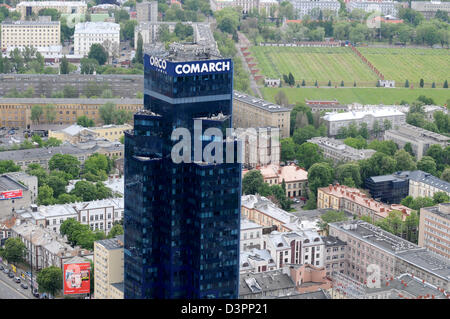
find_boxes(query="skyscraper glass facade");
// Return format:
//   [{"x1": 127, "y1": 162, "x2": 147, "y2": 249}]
[{"x1": 124, "y1": 45, "x2": 241, "y2": 299}]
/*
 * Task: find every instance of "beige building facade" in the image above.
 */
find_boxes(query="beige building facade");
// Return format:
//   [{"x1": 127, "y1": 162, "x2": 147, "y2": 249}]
[
  {"x1": 94, "y1": 236, "x2": 124, "y2": 299},
  {"x1": 49, "y1": 124, "x2": 132, "y2": 143},
  {"x1": 1, "y1": 20, "x2": 60, "y2": 50},
  {"x1": 233, "y1": 91, "x2": 291, "y2": 138},
  {"x1": 16, "y1": 1, "x2": 87, "y2": 19},
  {"x1": 418, "y1": 204, "x2": 450, "y2": 261}
]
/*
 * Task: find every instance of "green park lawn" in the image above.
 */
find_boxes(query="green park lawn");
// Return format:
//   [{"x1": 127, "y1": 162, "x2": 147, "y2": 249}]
[
  {"x1": 250, "y1": 46, "x2": 378, "y2": 87},
  {"x1": 261, "y1": 87, "x2": 450, "y2": 106},
  {"x1": 358, "y1": 47, "x2": 450, "y2": 88}
]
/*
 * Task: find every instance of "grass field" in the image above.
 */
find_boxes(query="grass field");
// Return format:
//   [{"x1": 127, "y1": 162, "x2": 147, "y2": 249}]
[
  {"x1": 250, "y1": 46, "x2": 449, "y2": 88},
  {"x1": 261, "y1": 87, "x2": 450, "y2": 106},
  {"x1": 250, "y1": 46, "x2": 378, "y2": 86},
  {"x1": 358, "y1": 47, "x2": 450, "y2": 87}
]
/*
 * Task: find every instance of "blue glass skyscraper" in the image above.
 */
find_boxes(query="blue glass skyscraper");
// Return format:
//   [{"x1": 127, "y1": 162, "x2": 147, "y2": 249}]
[{"x1": 124, "y1": 43, "x2": 241, "y2": 299}]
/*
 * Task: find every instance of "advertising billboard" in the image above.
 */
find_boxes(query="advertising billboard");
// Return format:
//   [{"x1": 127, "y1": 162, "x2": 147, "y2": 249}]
[
  {"x1": 63, "y1": 262, "x2": 90, "y2": 295},
  {"x1": 0, "y1": 189, "x2": 23, "y2": 200}
]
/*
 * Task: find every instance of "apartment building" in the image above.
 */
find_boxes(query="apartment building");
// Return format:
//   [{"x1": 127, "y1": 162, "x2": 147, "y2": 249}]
[
  {"x1": 329, "y1": 220, "x2": 450, "y2": 291},
  {"x1": 411, "y1": 1, "x2": 450, "y2": 19},
  {"x1": 263, "y1": 230, "x2": 325, "y2": 269},
  {"x1": 14, "y1": 198, "x2": 124, "y2": 235},
  {"x1": 236, "y1": 127, "x2": 280, "y2": 169},
  {"x1": 0, "y1": 172, "x2": 38, "y2": 218},
  {"x1": 241, "y1": 219, "x2": 263, "y2": 252},
  {"x1": 317, "y1": 184, "x2": 413, "y2": 223},
  {"x1": 418, "y1": 203, "x2": 450, "y2": 261},
  {"x1": 305, "y1": 99, "x2": 347, "y2": 113},
  {"x1": 323, "y1": 108, "x2": 406, "y2": 137},
  {"x1": 239, "y1": 270, "x2": 297, "y2": 299},
  {"x1": 94, "y1": 235, "x2": 124, "y2": 299},
  {"x1": 408, "y1": 170, "x2": 450, "y2": 199},
  {"x1": 243, "y1": 163, "x2": 308, "y2": 198},
  {"x1": 241, "y1": 194, "x2": 320, "y2": 233},
  {"x1": 49, "y1": 124, "x2": 132, "y2": 143},
  {"x1": 136, "y1": 1, "x2": 158, "y2": 22},
  {"x1": 11, "y1": 222, "x2": 92, "y2": 271},
  {"x1": 0, "y1": 143, "x2": 124, "y2": 171},
  {"x1": 308, "y1": 136, "x2": 376, "y2": 163},
  {"x1": 240, "y1": 249, "x2": 276, "y2": 274},
  {"x1": 322, "y1": 235, "x2": 347, "y2": 278},
  {"x1": 384, "y1": 123, "x2": 449, "y2": 160},
  {"x1": 0, "y1": 20, "x2": 60, "y2": 51},
  {"x1": 287, "y1": 0, "x2": 340, "y2": 18},
  {"x1": 16, "y1": 1, "x2": 87, "y2": 19},
  {"x1": 74, "y1": 22, "x2": 120, "y2": 57},
  {"x1": 210, "y1": 0, "x2": 278, "y2": 15},
  {"x1": 346, "y1": 1, "x2": 399, "y2": 16},
  {"x1": 233, "y1": 91, "x2": 291, "y2": 138},
  {"x1": 0, "y1": 98, "x2": 142, "y2": 128}
]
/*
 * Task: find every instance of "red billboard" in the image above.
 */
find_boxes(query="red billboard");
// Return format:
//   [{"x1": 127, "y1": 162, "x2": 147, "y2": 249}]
[
  {"x1": 63, "y1": 262, "x2": 90, "y2": 295},
  {"x1": 0, "y1": 189, "x2": 22, "y2": 200}
]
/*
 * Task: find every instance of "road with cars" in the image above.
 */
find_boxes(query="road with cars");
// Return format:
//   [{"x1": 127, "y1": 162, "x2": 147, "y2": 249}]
[{"x1": 0, "y1": 268, "x2": 32, "y2": 299}]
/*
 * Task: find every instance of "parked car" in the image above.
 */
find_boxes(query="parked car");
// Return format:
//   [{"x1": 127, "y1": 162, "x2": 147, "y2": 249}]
[
  {"x1": 3, "y1": 268, "x2": 9, "y2": 274},
  {"x1": 0, "y1": 265, "x2": 4, "y2": 271},
  {"x1": 292, "y1": 198, "x2": 300, "y2": 203},
  {"x1": 33, "y1": 290, "x2": 40, "y2": 298},
  {"x1": 8, "y1": 272, "x2": 15, "y2": 278},
  {"x1": 21, "y1": 283, "x2": 28, "y2": 289},
  {"x1": 14, "y1": 277, "x2": 21, "y2": 283}
]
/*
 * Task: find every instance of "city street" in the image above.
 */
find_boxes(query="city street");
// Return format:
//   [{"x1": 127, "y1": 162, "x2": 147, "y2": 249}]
[{"x1": 0, "y1": 271, "x2": 32, "y2": 299}]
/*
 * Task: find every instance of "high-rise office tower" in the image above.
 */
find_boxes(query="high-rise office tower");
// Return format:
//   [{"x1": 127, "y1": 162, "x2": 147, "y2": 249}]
[{"x1": 124, "y1": 43, "x2": 242, "y2": 299}]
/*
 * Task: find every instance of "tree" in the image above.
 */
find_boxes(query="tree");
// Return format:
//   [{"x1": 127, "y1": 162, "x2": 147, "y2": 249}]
[
  {"x1": 108, "y1": 224, "x2": 124, "y2": 238},
  {"x1": 88, "y1": 43, "x2": 108, "y2": 65},
  {"x1": 296, "y1": 142, "x2": 323, "y2": 170},
  {"x1": 293, "y1": 125, "x2": 321, "y2": 145},
  {"x1": 45, "y1": 104, "x2": 57, "y2": 124},
  {"x1": 60, "y1": 55, "x2": 69, "y2": 74},
  {"x1": 343, "y1": 137, "x2": 367, "y2": 149},
  {"x1": 37, "y1": 185, "x2": 55, "y2": 206},
  {"x1": 99, "y1": 102, "x2": 116, "y2": 125},
  {"x1": 417, "y1": 156, "x2": 437, "y2": 176},
  {"x1": 441, "y1": 168, "x2": 450, "y2": 182},
  {"x1": 376, "y1": 210, "x2": 404, "y2": 237},
  {"x1": 444, "y1": 80, "x2": 448, "y2": 89},
  {"x1": 419, "y1": 78, "x2": 424, "y2": 88},
  {"x1": 317, "y1": 210, "x2": 347, "y2": 235},
  {"x1": 30, "y1": 105, "x2": 44, "y2": 124},
  {"x1": 70, "y1": 181, "x2": 98, "y2": 202},
  {"x1": 308, "y1": 162, "x2": 334, "y2": 195},
  {"x1": 46, "y1": 175, "x2": 68, "y2": 198},
  {"x1": 37, "y1": 266, "x2": 63, "y2": 297},
  {"x1": 404, "y1": 142, "x2": 414, "y2": 157},
  {"x1": 280, "y1": 138, "x2": 298, "y2": 162},
  {"x1": 0, "y1": 160, "x2": 21, "y2": 174},
  {"x1": 242, "y1": 170, "x2": 265, "y2": 195},
  {"x1": 48, "y1": 154, "x2": 80, "y2": 179},
  {"x1": 367, "y1": 140, "x2": 397, "y2": 156},
  {"x1": 80, "y1": 58, "x2": 99, "y2": 75},
  {"x1": 3, "y1": 238, "x2": 26, "y2": 264},
  {"x1": 433, "y1": 191, "x2": 450, "y2": 204},
  {"x1": 77, "y1": 115, "x2": 95, "y2": 127},
  {"x1": 135, "y1": 33, "x2": 143, "y2": 64},
  {"x1": 404, "y1": 211, "x2": 419, "y2": 243},
  {"x1": 274, "y1": 90, "x2": 289, "y2": 106},
  {"x1": 83, "y1": 153, "x2": 112, "y2": 179},
  {"x1": 394, "y1": 149, "x2": 416, "y2": 172},
  {"x1": 56, "y1": 193, "x2": 81, "y2": 204},
  {"x1": 335, "y1": 162, "x2": 362, "y2": 188},
  {"x1": 405, "y1": 79, "x2": 409, "y2": 88},
  {"x1": 63, "y1": 85, "x2": 78, "y2": 98}
]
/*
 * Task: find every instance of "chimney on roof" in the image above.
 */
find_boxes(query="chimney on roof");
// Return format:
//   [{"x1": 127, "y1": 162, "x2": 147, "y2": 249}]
[{"x1": 380, "y1": 207, "x2": 385, "y2": 212}]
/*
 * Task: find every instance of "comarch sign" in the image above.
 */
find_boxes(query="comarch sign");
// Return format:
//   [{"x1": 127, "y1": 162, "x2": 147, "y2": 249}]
[{"x1": 145, "y1": 54, "x2": 232, "y2": 76}]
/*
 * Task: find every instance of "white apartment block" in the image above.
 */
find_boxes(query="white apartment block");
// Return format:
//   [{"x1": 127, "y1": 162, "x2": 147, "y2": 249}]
[
  {"x1": 263, "y1": 230, "x2": 325, "y2": 269},
  {"x1": 15, "y1": 198, "x2": 124, "y2": 235},
  {"x1": 419, "y1": 204, "x2": 450, "y2": 261},
  {"x1": 308, "y1": 136, "x2": 376, "y2": 162},
  {"x1": 322, "y1": 108, "x2": 406, "y2": 137},
  {"x1": 74, "y1": 22, "x2": 120, "y2": 57},
  {"x1": 346, "y1": 1, "x2": 399, "y2": 16},
  {"x1": 0, "y1": 20, "x2": 60, "y2": 51},
  {"x1": 210, "y1": 0, "x2": 278, "y2": 14},
  {"x1": 16, "y1": 1, "x2": 87, "y2": 19},
  {"x1": 288, "y1": 0, "x2": 341, "y2": 18},
  {"x1": 241, "y1": 219, "x2": 263, "y2": 252},
  {"x1": 136, "y1": 1, "x2": 158, "y2": 22}
]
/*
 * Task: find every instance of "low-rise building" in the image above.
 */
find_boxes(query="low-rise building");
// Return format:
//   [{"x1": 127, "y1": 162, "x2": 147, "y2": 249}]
[
  {"x1": 308, "y1": 136, "x2": 376, "y2": 163},
  {"x1": 408, "y1": 170, "x2": 450, "y2": 199},
  {"x1": 49, "y1": 124, "x2": 132, "y2": 143},
  {"x1": 239, "y1": 269, "x2": 297, "y2": 299},
  {"x1": 411, "y1": 1, "x2": 450, "y2": 19},
  {"x1": 0, "y1": 172, "x2": 38, "y2": 217},
  {"x1": 0, "y1": 19, "x2": 60, "y2": 51},
  {"x1": 288, "y1": 264, "x2": 332, "y2": 294},
  {"x1": 16, "y1": 1, "x2": 87, "y2": 19},
  {"x1": 0, "y1": 97, "x2": 142, "y2": 128},
  {"x1": 11, "y1": 222, "x2": 92, "y2": 270},
  {"x1": 323, "y1": 108, "x2": 406, "y2": 137},
  {"x1": 233, "y1": 91, "x2": 291, "y2": 138},
  {"x1": 317, "y1": 184, "x2": 414, "y2": 223},
  {"x1": 243, "y1": 163, "x2": 308, "y2": 198},
  {"x1": 240, "y1": 249, "x2": 276, "y2": 274},
  {"x1": 365, "y1": 171, "x2": 410, "y2": 204},
  {"x1": 210, "y1": 0, "x2": 278, "y2": 15},
  {"x1": 329, "y1": 220, "x2": 450, "y2": 291},
  {"x1": 418, "y1": 203, "x2": 450, "y2": 261},
  {"x1": 305, "y1": 99, "x2": 347, "y2": 113},
  {"x1": 94, "y1": 235, "x2": 124, "y2": 299},
  {"x1": 288, "y1": 0, "x2": 340, "y2": 18},
  {"x1": 384, "y1": 123, "x2": 449, "y2": 160},
  {"x1": 0, "y1": 142, "x2": 124, "y2": 171},
  {"x1": 241, "y1": 195, "x2": 319, "y2": 233},
  {"x1": 346, "y1": 1, "x2": 399, "y2": 16}
]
